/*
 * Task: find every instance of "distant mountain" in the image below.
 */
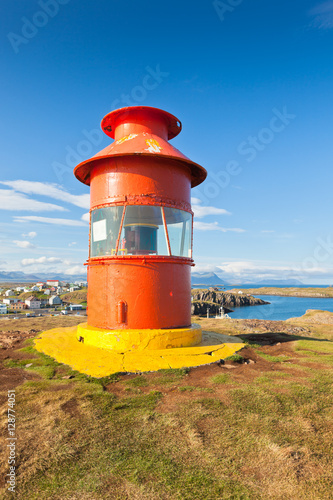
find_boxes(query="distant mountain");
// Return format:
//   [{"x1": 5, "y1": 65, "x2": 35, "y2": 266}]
[
  {"x1": 0, "y1": 271, "x2": 87, "y2": 283},
  {"x1": 0, "y1": 271, "x2": 40, "y2": 281},
  {"x1": 257, "y1": 279, "x2": 304, "y2": 286},
  {"x1": 191, "y1": 272, "x2": 226, "y2": 285}
]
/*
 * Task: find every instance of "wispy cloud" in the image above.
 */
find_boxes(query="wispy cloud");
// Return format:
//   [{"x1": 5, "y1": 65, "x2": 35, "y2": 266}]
[
  {"x1": 218, "y1": 261, "x2": 284, "y2": 276},
  {"x1": 13, "y1": 240, "x2": 35, "y2": 249},
  {"x1": 22, "y1": 231, "x2": 37, "y2": 238},
  {"x1": 308, "y1": 1, "x2": 333, "y2": 29},
  {"x1": 81, "y1": 213, "x2": 90, "y2": 223},
  {"x1": 217, "y1": 261, "x2": 333, "y2": 279},
  {"x1": 64, "y1": 265, "x2": 85, "y2": 275},
  {"x1": 0, "y1": 180, "x2": 90, "y2": 209},
  {"x1": 0, "y1": 189, "x2": 66, "y2": 212},
  {"x1": 194, "y1": 221, "x2": 245, "y2": 232},
  {"x1": 13, "y1": 216, "x2": 87, "y2": 227},
  {"x1": 20, "y1": 255, "x2": 85, "y2": 277},
  {"x1": 191, "y1": 198, "x2": 230, "y2": 218},
  {"x1": 21, "y1": 256, "x2": 63, "y2": 266}
]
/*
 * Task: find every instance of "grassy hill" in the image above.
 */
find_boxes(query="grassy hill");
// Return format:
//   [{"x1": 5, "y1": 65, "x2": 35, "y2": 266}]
[
  {"x1": 60, "y1": 289, "x2": 87, "y2": 305},
  {"x1": 0, "y1": 311, "x2": 333, "y2": 499},
  {"x1": 17, "y1": 291, "x2": 50, "y2": 301}
]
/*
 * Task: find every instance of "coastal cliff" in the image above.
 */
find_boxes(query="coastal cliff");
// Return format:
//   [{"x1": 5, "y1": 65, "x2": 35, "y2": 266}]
[{"x1": 191, "y1": 289, "x2": 269, "y2": 316}]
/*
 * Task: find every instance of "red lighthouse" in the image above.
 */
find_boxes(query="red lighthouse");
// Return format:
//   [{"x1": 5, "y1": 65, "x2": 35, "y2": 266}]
[
  {"x1": 74, "y1": 106, "x2": 207, "y2": 350},
  {"x1": 35, "y1": 106, "x2": 244, "y2": 376}
]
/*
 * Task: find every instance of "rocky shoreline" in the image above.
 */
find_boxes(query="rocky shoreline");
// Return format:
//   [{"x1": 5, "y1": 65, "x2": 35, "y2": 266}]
[{"x1": 191, "y1": 290, "x2": 269, "y2": 316}]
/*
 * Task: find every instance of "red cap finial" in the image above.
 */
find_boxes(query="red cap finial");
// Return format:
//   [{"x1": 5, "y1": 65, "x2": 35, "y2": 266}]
[{"x1": 101, "y1": 106, "x2": 182, "y2": 141}]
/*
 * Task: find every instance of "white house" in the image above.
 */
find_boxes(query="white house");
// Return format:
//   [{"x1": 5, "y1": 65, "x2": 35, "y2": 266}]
[
  {"x1": 47, "y1": 280, "x2": 61, "y2": 287},
  {"x1": 30, "y1": 286, "x2": 40, "y2": 292},
  {"x1": 3, "y1": 298, "x2": 19, "y2": 305},
  {"x1": 44, "y1": 289, "x2": 51, "y2": 295},
  {"x1": 70, "y1": 286, "x2": 80, "y2": 292},
  {"x1": 75, "y1": 281, "x2": 87, "y2": 287},
  {"x1": 25, "y1": 297, "x2": 41, "y2": 309},
  {"x1": 69, "y1": 304, "x2": 83, "y2": 311},
  {"x1": 0, "y1": 303, "x2": 8, "y2": 314},
  {"x1": 5, "y1": 289, "x2": 14, "y2": 297},
  {"x1": 49, "y1": 295, "x2": 62, "y2": 306},
  {"x1": 16, "y1": 287, "x2": 25, "y2": 292},
  {"x1": 36, "y1": 282, "x2": 45, "y2": 288}
]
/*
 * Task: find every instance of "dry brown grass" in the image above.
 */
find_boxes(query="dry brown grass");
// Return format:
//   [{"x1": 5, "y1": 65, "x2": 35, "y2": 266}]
[
  {"x1": 231, "y1": 287, "x2": 333, "y2": 298},
  {"x1": 0, "y1": 315, "x2": 84, "y2": 333},
  {"x1": 60, "y1": 290, "x2": 87, "y2": 304},
  {"x1": 0, "y1": 313, "x2": 333, "y2": 499}
]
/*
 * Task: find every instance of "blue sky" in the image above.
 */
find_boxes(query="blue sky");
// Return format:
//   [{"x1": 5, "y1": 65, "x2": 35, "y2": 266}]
[{"x1": 1, "y1": 0, "x2": 333, "y2": 283}]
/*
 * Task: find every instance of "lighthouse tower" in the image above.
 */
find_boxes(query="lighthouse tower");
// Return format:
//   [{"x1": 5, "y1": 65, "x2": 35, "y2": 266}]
[
  {"x1": 34, "y1": 105, "x2": 244, "y2": 376},
  {"x1": 74, "y1": 106, "x2": 207, "y2": 350}
]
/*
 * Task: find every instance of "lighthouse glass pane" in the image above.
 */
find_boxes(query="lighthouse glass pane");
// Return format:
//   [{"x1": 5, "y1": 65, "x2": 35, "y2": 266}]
[
  {"x1": 90, "y1": 206, "x2": 124, "y2": 257},
  {"x1": 118, "y1": 205, "x2": 168, "y2": 255},
  {"x1": 164, "y1": 208, "x2": 192, "y2": 258}
]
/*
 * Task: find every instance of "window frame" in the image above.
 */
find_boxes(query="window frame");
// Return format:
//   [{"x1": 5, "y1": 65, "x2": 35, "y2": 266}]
[{"x1": 89, "y1": 204, "x2": 193, "y2": 259}]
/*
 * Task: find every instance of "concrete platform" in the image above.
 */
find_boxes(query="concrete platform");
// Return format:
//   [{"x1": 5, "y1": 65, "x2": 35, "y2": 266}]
[{"x1": 34, "y1": 325, "x2": 244, "y2": 378}]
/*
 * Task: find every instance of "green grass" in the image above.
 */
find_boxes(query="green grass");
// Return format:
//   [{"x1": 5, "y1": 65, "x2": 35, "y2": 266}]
[
  {"x1": 255, "y1": 352, "x2": 291, "y2": 363},
  {"x1": 210, "y1": 373, "x2": 230, "y2": 384},
  {"x1": 27, "y1": 365, "x2": 56, "y2": 379},
  {"x1": 224, "y1": 354, "x2": 244, "y2": 363},
  {"x1": 124, "y1": 375, "x2": 149, "y2": 388},
  {"x1": 295, "y1": 340, "x2": 333, "y2": 366},
  {"x1": 2, "y1": 320, "x2": 333, "y2": 499},
  {"x1": 153, "y1": 367, "x2": 190, "y2": 385},
  {"x1": 296, "y1": 339, "x2": 333, "y2": 353},
  {"x1": 255, "y1": 371, "x2": 293, "y2": 384},
  {"x1": 178, "y1": 386, "x2": 214, "y2": 393},
  {"x1": 242, "y1": 340, "x2": 263, "y2": 349}
]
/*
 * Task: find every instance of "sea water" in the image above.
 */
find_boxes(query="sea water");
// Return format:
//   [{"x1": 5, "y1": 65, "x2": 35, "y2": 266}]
[
  {"x1": 229, "y1": 295, "x2": 333, "y2": 321},
  {"x1": 191, "y1": 285, "x2": 333, "y2": 321}
]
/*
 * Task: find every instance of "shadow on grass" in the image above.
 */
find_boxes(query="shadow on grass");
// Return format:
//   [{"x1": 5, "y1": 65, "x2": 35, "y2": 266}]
[{"x1": 238, "y1": 332, "x2": 332, "y2": 346}]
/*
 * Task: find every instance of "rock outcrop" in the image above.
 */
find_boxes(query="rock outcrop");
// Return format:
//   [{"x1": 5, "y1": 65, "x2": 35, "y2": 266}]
[
  {"x1": 191, "y1": 301, "x2": 233, "y2": 316},
  {"x1": 191, "y1": 290, "x2": 269, "y2": 316}
]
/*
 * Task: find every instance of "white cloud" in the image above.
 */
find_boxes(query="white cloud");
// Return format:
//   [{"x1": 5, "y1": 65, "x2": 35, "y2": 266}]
[
  {"x1": 191, "y1": 264, "x2": 221, "y2": 273},
  {"x1": 0, "y1": 180, "x2": 90, "y2": 209},
  {"x1": 68, "y1": 242, "x2": 77, "y2": 247},
  {"x1": 21, "y1": 256, "x2": 63, "y2": 266},
  {"x1": 191, "y1": 198, "x2": 230, "y2": 218},
  {"x1": 0, "y1": 189, "x2": 66, "y2": 212},
  {"x1": 194, "y1": 221, "x2": 245, "y2": 232},
  {"x1": 308, "y1": 1, "x2": 333, "y2": 29},
  {"x1": 13, "y1": 240, "x2": 35, "y2": 249},
  {"x1": 81, "y1": 212, "x2": 90, "y2": 223},
  {"x1": 64, "y1": 265, "x2": 85, "y2": 275},
  {"x1": 218, "y1": 261, "x2": 269, "y2": 275},
  {"x1": 217, "y1": 261, "x2": 333, "y2": 280},
  {"x1": 22, "y1": 231, "x2": 37, "y2": 238},
  {"x1": 13, "y1": 216, "x2": 87, "y2": 227}
]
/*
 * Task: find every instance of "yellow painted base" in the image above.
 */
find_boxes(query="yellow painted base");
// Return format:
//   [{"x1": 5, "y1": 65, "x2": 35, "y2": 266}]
[
  {"x1": 34, "y1": 325, "x2": 244, "y2": 378},
  {"x1": 76, "y1": 323, "x2": 202, "y2": 350}
]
